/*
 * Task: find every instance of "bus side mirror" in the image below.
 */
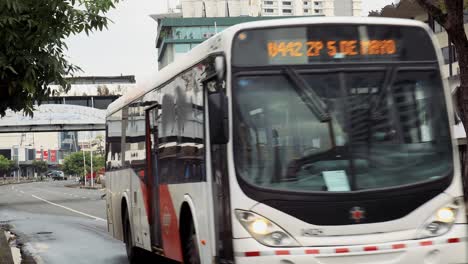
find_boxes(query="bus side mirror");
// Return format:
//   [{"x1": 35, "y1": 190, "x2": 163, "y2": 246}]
[{"x1": 208, "y1": 91, "x2": 229, "y2": 145}]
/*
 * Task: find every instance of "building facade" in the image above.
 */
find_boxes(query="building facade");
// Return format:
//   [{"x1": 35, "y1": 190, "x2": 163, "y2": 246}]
[{"x1": 180, "y1": 0, "x2": 361, "y2": 17}]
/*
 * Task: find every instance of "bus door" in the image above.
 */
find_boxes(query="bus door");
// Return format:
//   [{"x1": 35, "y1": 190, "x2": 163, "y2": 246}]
[{"x1": 146, "y1": 106, "x2": 162, "y2": 249}]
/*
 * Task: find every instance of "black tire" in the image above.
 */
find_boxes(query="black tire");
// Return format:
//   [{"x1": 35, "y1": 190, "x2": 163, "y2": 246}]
[
  {"x1": 182, "y1": 220, "x2": 201, "y2": 264},
  {"x1": 123, "y1": 210, "x2": 142, "y2": 263}
]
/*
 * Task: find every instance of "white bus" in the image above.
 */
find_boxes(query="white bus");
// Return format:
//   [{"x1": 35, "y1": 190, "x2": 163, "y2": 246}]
[{"x1": 105, "y1": 17, "x2": 467, "y2": 264}]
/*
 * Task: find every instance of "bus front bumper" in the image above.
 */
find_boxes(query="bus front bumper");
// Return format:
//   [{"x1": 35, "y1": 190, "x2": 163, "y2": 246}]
[{"x1": 233, "y1": 225, "x2": 468, "y2": 264}]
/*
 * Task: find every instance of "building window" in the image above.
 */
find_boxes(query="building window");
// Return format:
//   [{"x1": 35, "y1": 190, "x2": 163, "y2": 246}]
[
  {"x1": 314, "y1": 9, "x2": 320, "y2": 13},
  {"x1": 304, "y1": 1, "x2": 309, "y2": 5},
  {"x1": 304, "y1": 9, "x2": 309, "y2": 13},
  {"x1": 442, "y1": 45, "x2": 458, "y2": 65},
  {"x1": 264, "y1": 1, "x2": 274, "y2": 5},
  {"x1": 283, "y1": 1, "x2": 292, "y2": 5},
  {"x1": 264, "y1": 8, "x2": 274, "y2": 13},
  {"x1": 283, "y1": 9, "x2": 292, "y2": 13},
  {"x1": 315, "y1": 1, "x2": 320, "y2": 5},
  {"x1": 434, "y1": 21, "x2": 444, "y2": 33}
]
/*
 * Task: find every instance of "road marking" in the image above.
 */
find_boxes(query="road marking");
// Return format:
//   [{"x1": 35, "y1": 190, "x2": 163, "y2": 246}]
[
  {"x1": 19, "y1": 190, "x2": 24, "y2": 194},
  {"x1": 31, "y1": 194, "x2": 106, "y2": 222}
]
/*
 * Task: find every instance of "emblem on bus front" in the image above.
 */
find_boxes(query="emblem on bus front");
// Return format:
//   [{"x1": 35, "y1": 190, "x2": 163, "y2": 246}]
[
  {"x1": 350, "y1": 206, "x2": 365, "y2": 223},
  {"x1": 301, "y1": 228, "x2": 324, "y2": 237}
]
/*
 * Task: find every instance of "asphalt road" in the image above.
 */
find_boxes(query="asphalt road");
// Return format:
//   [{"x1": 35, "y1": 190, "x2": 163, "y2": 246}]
[{"x1": 0, "y1": 180, "x2": 128, "y2": 264}]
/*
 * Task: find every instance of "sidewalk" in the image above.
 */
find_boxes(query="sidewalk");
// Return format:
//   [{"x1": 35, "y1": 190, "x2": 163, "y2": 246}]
[{"x1": 0, "y1": 231, "x2": 14, "y2": 264}]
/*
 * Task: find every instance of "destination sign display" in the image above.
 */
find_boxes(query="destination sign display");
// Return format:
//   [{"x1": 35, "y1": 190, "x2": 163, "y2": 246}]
[
  {"x1": 232, "y1": 24, "x2": 437, "y2": 66},
  {"x1": 267, "y1": 39, "x2": 397, "y2": 58}
]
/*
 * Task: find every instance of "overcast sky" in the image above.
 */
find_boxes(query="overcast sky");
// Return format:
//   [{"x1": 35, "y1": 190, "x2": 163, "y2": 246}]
[{"x1": 65, "y1": 0, "x2": 396, "y2": 84}]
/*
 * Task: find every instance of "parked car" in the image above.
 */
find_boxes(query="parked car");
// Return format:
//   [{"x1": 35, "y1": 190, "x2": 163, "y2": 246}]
[{"x1": 51, "y1": 170, "x2": 66, "y2": 181}]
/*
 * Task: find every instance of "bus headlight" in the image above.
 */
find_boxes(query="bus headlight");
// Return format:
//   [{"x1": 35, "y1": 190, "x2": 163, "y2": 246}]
[
  {"x1": 235, "y1": 210, "x2": 300, "y2": 247},
  {"x1": 417, "y1": 198, "x2": 461, "y2": 238}
]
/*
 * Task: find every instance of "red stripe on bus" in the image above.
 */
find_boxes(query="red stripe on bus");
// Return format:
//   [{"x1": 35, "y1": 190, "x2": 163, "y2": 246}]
[
  {"x1": 245, "y1": 251, "x2": 260, "y2": 257},
  {"x1": 420, "y1": 241, "x2": 433, "y2": 246},
  {"x1": 139, "y1": 181, "x2": 150, "y2": 225},
  {"x1": 364, "y1": 246, "x2": 378, "y2": 251},
  {"x1": 305, "y1": 249, "x2": 320, "y2": 254},
  {"x1": 159, "y1": 185, "x2": 183, "y2": 262},
  {"x1": 392, "y1": 244, "x2": 406, "y2": 249},
  {"x1": 275, "y1": 250, "x2": 290, "y2": 255},
  {"x1": 335, "y1": 248, "x2": 349, "y2": 253},
  {"x1": 448, "y1": 238, "x2": 460, "y2": 243}
]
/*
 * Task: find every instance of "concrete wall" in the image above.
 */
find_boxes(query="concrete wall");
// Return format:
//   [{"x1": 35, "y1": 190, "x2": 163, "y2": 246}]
[{"x1": 334, "y1": 0, "x2": 353, "y2": 16}]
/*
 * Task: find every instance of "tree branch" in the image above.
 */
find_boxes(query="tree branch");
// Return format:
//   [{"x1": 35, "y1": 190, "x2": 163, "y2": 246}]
[{"x1": 415, "y1": 0, "x2": 448, "y2": 27}]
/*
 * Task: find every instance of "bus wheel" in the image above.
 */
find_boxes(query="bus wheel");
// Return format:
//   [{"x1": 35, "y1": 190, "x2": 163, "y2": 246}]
[
  {"x1": 123, "y1": 210, "x2": 141, "y2": 263},
  {"x1": 182, "y1": 220, "x2": 201, "y2": 264}
]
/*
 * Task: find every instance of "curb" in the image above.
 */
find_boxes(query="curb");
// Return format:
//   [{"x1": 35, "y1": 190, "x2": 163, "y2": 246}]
[
  {"x1": 64, "y1": 184, "x2": 103, "y2": 190},
  {"x1": 0, "y1": 231, "x2": 14, "y2": 264},
  {"x1": 79, "y1": 186, "x2": 103, "y2": 190},
  {"x1": 0, "y1": 180, "x2": 38, "y2": 187}
]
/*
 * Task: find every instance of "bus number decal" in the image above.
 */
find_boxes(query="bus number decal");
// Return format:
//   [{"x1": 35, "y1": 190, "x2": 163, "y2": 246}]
[{"x1": 268, "y1": 41, "x2": 303, "y2": 57}]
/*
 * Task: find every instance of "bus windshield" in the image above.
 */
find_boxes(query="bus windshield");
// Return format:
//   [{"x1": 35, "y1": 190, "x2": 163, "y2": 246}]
[{"x1": 232, "y1": 69, "x2": 453, "y2": 192}]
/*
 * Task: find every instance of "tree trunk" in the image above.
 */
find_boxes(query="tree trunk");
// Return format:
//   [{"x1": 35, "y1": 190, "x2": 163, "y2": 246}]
[{"x1": 452, "y1": 28, "x2": 468, "y2": 199}]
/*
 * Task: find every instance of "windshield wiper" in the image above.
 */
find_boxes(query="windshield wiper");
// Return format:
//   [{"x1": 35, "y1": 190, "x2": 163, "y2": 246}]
[{"x1": 284, "y1": 67, "x2": 331, "y2": 122}]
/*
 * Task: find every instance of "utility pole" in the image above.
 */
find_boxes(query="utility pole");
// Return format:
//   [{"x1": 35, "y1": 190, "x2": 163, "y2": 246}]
[
  {"x1": 13, "y1": 145, "x2": 19, "y2": 183},
  {"x1": 82, "y1": 142, "x2": 87, "y2": 186},
  {"x1": 90, "y1": 136, "x2": 94, "y2": 188},
  {"x1": 16, "y1": 150, "x2": 19, "y2": 183}
]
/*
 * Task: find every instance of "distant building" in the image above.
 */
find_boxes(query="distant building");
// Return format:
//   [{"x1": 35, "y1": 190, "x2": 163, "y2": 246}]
[
  {"x1": 180, "y1": 0, "x2": 361, "y2": 17},
  {"x1": 153, "y1": 16, "x2": 300, "y2": 69},
  {"x1": 0, "y1": 75, "x2": 136, "y2": 177}
]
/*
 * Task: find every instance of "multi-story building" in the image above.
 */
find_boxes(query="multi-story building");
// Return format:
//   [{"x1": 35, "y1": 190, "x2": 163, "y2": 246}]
[
  {"x1": 154, "y1": 0, "x2": 361, "y2": 68},
  {"x1": 180, "y1": 0, "x2": 361, "y2": 17}
]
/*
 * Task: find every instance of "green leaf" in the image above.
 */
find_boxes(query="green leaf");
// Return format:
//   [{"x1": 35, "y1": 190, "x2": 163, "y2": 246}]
[{"x1": 0, "y1": 0, "x2": 118, "y2": 116}]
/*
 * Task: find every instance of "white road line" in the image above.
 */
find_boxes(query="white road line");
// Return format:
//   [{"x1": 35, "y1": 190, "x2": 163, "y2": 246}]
[
  {"x1": 19, "y1": 190, "x2": 24, "y2": 194},
  {"x1": 31, "y1": 194, "x2": 106, "y2": 222}
]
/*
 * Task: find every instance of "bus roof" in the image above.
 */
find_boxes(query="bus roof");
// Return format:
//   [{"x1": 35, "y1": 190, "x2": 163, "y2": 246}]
[{"x1": 106, "y1": 16, "x2": 429, "y2": 116}]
